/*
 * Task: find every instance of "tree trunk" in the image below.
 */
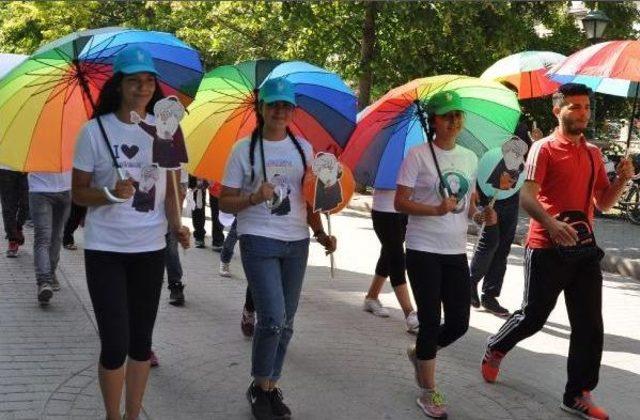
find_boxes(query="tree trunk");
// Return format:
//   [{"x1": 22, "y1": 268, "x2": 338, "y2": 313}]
[{"x1": 357, "y1": 1, "x2": 378, "y2": 111}]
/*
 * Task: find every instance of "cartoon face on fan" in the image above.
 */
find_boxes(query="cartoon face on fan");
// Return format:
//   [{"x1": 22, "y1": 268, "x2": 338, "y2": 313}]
[
  {"x1": 487, "y1": 136, "x2": 528, "y2": 191},
  {"x1": 311, "y1": 152, "x2": 343, "y2": 213},
  {"x1": 131, "y1": 165, "x2": 160, "y2": 213},
  {"x1": 130, "y1": 96, "x2": 188, "y2": 169}
]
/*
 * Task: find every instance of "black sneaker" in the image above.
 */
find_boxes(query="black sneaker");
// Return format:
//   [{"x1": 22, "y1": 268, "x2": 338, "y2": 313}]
[
  {"x1": 169, "y1": 284, "x2": 185, "y2": 306},
  {"x1": 470, "y1": 282, "x2": 480, "y2": 308},
  {"x1": 269, "y1": 388, "x2": 291, "y2": 419},
  {"x1": 194, "y1": 239, "x2": 205, "y2": 248},
  {"x1": 481, "y1": 296, "x2": 510, "y2": 317},
  {"x1": 246, "y1": 382, "x2": 273, "y2": 420},
  {"x1": 38, "y1": 283, "x2": 53, "y2": 305}
]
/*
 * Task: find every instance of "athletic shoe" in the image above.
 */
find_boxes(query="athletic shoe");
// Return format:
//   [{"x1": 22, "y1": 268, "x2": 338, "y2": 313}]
[
  {"x1": 246, "y1": 382, "x2": 272, "y2": 420},
  {"x1": 481, "y1": 296, "x2": 510, "y2": 317},
  {"x1": 149, "y1": 350, "x2": 159, "y2": 367},
  {"x1": 211, "y1": 244, "x2": 223, "y2": 252},
  {"x1": 194, "y1": 239, "x2": 205, "y2": 248},
  {"x1": 219, "y1": 261, "x2": 231, "y2": 277},
  {"x1": 37, "y1": 283, "x2": 53, "y2": 304},
  {"x1": 51, "y1": 276, "x2": 61, "y2": 291},
  {"x1": 6, "y1": 241, "x2": 18, "y2": 258},
  {"x1": 481, "y1": 345, "x2": 505, "y2": 383},
  {"x1": 416, "y1": 389, "x2": 448, "y2": 419},
  {"x1": 406, "y1": 311, "x2": 419, "y2": 334},
  {"x1": 169, "y1": 284, "x2": 185, "y2": 306},
  {"x1": 470, "y1": 283, "x2": 480, "y2": 308},
  {"x1": 363, "y1": 298, "x2": 390, "y2": 317},
  {"x1": 269, "y1": 387, "x2": 292, "y2": 419},
  {"x1": 561, "y1": 391, "x2": 609, "y2": 420},
  {"x1": 63, "y1": 243, "x2": 78, "y2": 250},
  {"x1": 406, "y1": 346, "x2": 422, "y2": 388},
  {"x1": 241, "y1": 308, "x2": 256, "y2": 337}
]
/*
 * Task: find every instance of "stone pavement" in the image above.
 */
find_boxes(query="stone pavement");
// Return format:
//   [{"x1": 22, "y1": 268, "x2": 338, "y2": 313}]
[
  {"x1": 349, "y1": 194, "x2": 640, "y2": 280},
  {"x1": 0, "y1": 209, "x2": 639, "y2": 419}
]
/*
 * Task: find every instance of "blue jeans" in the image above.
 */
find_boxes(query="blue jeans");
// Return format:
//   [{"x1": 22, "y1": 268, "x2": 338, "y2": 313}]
[
  {"x1": 165, "y1": 231, "x2": 182, "y2": 289},
  {"x1": 239, "y1": 234, "x2": 310, "y2": 382},
  {"x1": 220, "y1": 220, "x2": 238, "y2": 264},
  {"x1": 469, "y1": 193, "x2": 519, "y2": 298},
  {"x1": 29, "y1": 192, "x2": 71, "y2": 285}
]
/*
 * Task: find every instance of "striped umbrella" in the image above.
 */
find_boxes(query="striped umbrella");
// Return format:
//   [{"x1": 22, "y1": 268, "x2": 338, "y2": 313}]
[
  {"x1": 340, "y1": 75, "x2": 521, "y2": 189},
  {"x1": 481, "y1": 51, "x2": 566, "y2": 99},
  {"x1": 0, "y1": 27, "x2": 203, "y2": 172},
  {"x1": 182, "y1": 59, "x2": 358, "y2": 182},
  {"x1": 547, "y1": 40, "x2": 640, "y2": 150}
]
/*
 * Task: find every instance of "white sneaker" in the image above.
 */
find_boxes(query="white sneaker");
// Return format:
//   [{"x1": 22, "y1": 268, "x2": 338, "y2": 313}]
[
  {"x1": 363, "y1": 298, "x2": 390, "y2": 317},
  {"x1": 219, "y1": 262, "x2": 231, "y2": 277},
  {"x1": 406, "y1": 311, "x2": 419, "y2": 334}
]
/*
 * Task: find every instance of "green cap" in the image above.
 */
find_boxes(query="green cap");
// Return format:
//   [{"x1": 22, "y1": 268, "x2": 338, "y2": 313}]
[
  {"x1": 259, "y1": 78, "x2": 296, "y2": 106},
  {"x1": 427, "y1": 90, "x2": 464, "y2": 116}
]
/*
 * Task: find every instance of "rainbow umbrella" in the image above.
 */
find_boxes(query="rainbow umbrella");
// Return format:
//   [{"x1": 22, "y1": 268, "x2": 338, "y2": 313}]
[
  {"x1": 481, "y1": 51, "x2": 565, "y2": 99},
  {"x1": 340, "y1": 75, "x2": 521, "y2": 189},
  {"x1": 547, "y1": 40, "x2": 640, "y2": 151},
  {"x1": 182, "y1": 59, "x2": 357, "y2": 182},
  {"x1": 0, "y1": 53, "x2": 27, "y2": 80},
  {"x1": 0, "y1": 27, "x2": 203, "y2": 172}
]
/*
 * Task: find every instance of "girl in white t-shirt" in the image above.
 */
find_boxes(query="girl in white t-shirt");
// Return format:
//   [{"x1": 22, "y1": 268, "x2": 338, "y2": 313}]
[
  {"x1": 395, "y1": 91, "x2": 496, "y2": 418},
  {"x1": 220, "y1": 78, "x2": 336, "y2": 420},
  {"x1": 72, "y1": 47, "x2": 189, "y2": 420}
]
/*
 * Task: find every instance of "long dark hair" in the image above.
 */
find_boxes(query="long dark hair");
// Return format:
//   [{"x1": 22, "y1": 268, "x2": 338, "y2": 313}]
[
  {"x1": 249, "y1": 101, "x2": 307, "y2": 184},
  {"x1": 92, "y1": 72, "x2": 165, "y2": 119}
]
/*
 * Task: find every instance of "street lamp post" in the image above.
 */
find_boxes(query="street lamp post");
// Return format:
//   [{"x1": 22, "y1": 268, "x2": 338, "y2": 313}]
[{"x1": 581, "y1": 9, "x2": 611, "y2": 140}]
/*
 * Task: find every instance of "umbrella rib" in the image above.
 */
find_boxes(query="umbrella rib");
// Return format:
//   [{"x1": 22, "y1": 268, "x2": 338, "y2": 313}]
[
  {"x1": 28, "y1": 58, "x2": 70, "y2": 73},
  {"x1": 52, "y1": 46, "x2": 73, "y2": 62}
]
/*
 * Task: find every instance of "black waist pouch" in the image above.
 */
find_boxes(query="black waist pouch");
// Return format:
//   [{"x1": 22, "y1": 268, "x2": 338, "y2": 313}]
[{"x1": 554, "y1": 210, "x2": 604, "y2": 263}]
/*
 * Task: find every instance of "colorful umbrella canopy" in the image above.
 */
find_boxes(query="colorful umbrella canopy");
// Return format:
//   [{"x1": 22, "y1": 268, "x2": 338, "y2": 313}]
[
  {"x1": 182, "y1": 59, "x2": 358, "y2": 182},
  {"x1": 547, "y1": 40, "x2": 640, "y2": 98},
  {"x1": 0, "y1": 27, "x2": 203, "y2": 172},
  {"x1": 0, "y1": 53, "x2": 27, "y2": 80},
  {"x1": 340, "y1": 75, "x2": 521, "y2": 189},
  {"x1": 481, "y1": 51, "x2": 565, "y2": 99}
]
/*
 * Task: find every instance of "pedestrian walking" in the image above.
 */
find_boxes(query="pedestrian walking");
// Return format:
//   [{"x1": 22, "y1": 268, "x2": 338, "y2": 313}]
[
  {"x1": 469, "y1": 81, "x2": 544, "y2": 316},
  {"x1": 189, "y1": 176, "x2": 225, "y2": 250},
  {"x1": 0, "y1": 165, "x2": 29, "y2": 257},
  {"x1": 28, "y1": 170, "x2": 72, "y2": 304},
  {"x1": 395, "y1": 90, "x2": 495, "y2": 418},
  {"x1": 62, "y1": 202, "x2": 86, "y2": 250},
  {"x1": 165, "y1": 166, "x2": 189, "y2": 306},
  {"x1": 363, "y1": 188, "x2": 419, "y2": 333},
  {"x1": 71, "y1": 46, "x2": 189, "y2": 420},
  {"x1": 481, "y1": 83, "x2": 636, "y2": 420},
  {"x1": 219, "y1": 77, "x2": 336, "y2": 420}
]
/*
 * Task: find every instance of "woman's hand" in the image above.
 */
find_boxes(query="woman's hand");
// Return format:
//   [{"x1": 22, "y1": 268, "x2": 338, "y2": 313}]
[
  {"x1": 175, "y1": 225, "x2": 191, "y2": 249},
  {"x1": 437, "y1": 196, "x2": 458, "y2": 215},
  {"x1": 113, "y1": 178, "x2": 135, "y2": 200},
  {"x1": 316, "y1": 232, "x2": 337, "y2": 255}
]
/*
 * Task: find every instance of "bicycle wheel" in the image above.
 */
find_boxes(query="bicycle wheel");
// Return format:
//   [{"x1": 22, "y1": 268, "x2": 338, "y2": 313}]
[{"x1": 625, "y1": 183, "x2": 640, "y2": 225}]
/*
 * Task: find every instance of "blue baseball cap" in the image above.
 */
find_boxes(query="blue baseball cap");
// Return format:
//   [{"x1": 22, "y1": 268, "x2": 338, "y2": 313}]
[
  {"x1": 113, "y1": 46, "x2": 158, "y2": 76},
  {"x1": 259, "y1": 78, "x2": 296, "y2": 106}
]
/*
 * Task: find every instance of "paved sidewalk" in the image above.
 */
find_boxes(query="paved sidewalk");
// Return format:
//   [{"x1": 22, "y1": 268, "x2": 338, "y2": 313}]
[
  {"x1": 0, "y1": 210, "x2": 639, "y2": 419},
  {"x1": 348, "y1": 193, "x2": 640, "y2": 280}
]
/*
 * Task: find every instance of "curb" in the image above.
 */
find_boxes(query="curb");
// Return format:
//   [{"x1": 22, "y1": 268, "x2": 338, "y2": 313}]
[{"x1": 346, "y1": 199, "x2": 640, "y2": 282}]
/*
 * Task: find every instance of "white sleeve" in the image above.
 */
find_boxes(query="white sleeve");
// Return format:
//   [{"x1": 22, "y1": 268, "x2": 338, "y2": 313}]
[
  {"x1": 396, "y1": 149, "x2": 420, "y2": 188},
  {"x1": 222, "y1": 143, "x2": 246, "y2": 189},
  {"x1": 73, "y1": 123, "x2": 96, "y2": 173}
]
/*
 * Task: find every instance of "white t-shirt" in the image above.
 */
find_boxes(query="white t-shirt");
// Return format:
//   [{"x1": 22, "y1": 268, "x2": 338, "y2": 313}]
[
  {"x1": 73, "y1": 113, "x2": 168, "y2": 253},
  {"x1": 372, "y1": 189, "x2": 398, "y2": 213},
  {"x1": 28, "y1": 171, "x2": 72, "y2": 193},
  {"x1": 396, "y1": 143, "x2": 477, "y2": 254},
  {"x1": 222, "y1": 135, "x2": 313, "y2": 241}
]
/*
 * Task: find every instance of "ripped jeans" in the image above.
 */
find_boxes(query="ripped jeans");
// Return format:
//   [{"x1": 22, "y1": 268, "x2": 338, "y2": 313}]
[{"x1": 239, "y1": 234, "x2": 309, "y2": 382}]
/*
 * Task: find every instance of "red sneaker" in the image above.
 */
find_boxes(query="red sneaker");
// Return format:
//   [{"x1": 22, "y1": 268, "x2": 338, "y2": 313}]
[
  {"x1": 149, "y1": 350, "x2": 159, "y2": 367},
  {"x1": 561, "y1": 391, "x2": 609, "y2": 420},
  {"x1": 481, "y1": 346, "x2": 505, "y2": 383},
  {"x1": 6, "y1": 241, "x2": 18, "y2": 258}
]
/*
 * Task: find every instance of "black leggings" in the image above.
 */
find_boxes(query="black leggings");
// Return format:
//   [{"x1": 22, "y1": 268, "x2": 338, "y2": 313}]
[
  {"x1": 85, "y1": 249, "x2": 165, "y2": 370},
  {"x1": 406, "y1": 250, "x2": 470, "y2": 360},
  {"x1": 372, "y1": 210, "x2": 408, "y2": 287}
]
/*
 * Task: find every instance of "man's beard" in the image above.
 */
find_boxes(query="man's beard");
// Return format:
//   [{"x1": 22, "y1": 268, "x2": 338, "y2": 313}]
[{"x1": 562, "y1": 116, "x2": 587, "y2": 135}]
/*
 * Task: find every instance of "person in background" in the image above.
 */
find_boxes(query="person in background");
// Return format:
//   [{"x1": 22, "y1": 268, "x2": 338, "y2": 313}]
[
  {"x1": 189, "y1": 176, "x2": 225, "y2": 250},
  {"x1": 62, "y1": 203, "x2": 87, "y2": 250},
  {"x1": 0, "y1": 165, "x2": 29, "y2": 257},
  {"x1": 28, "y1": 170, "x2": 72, "y2": 304}
]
